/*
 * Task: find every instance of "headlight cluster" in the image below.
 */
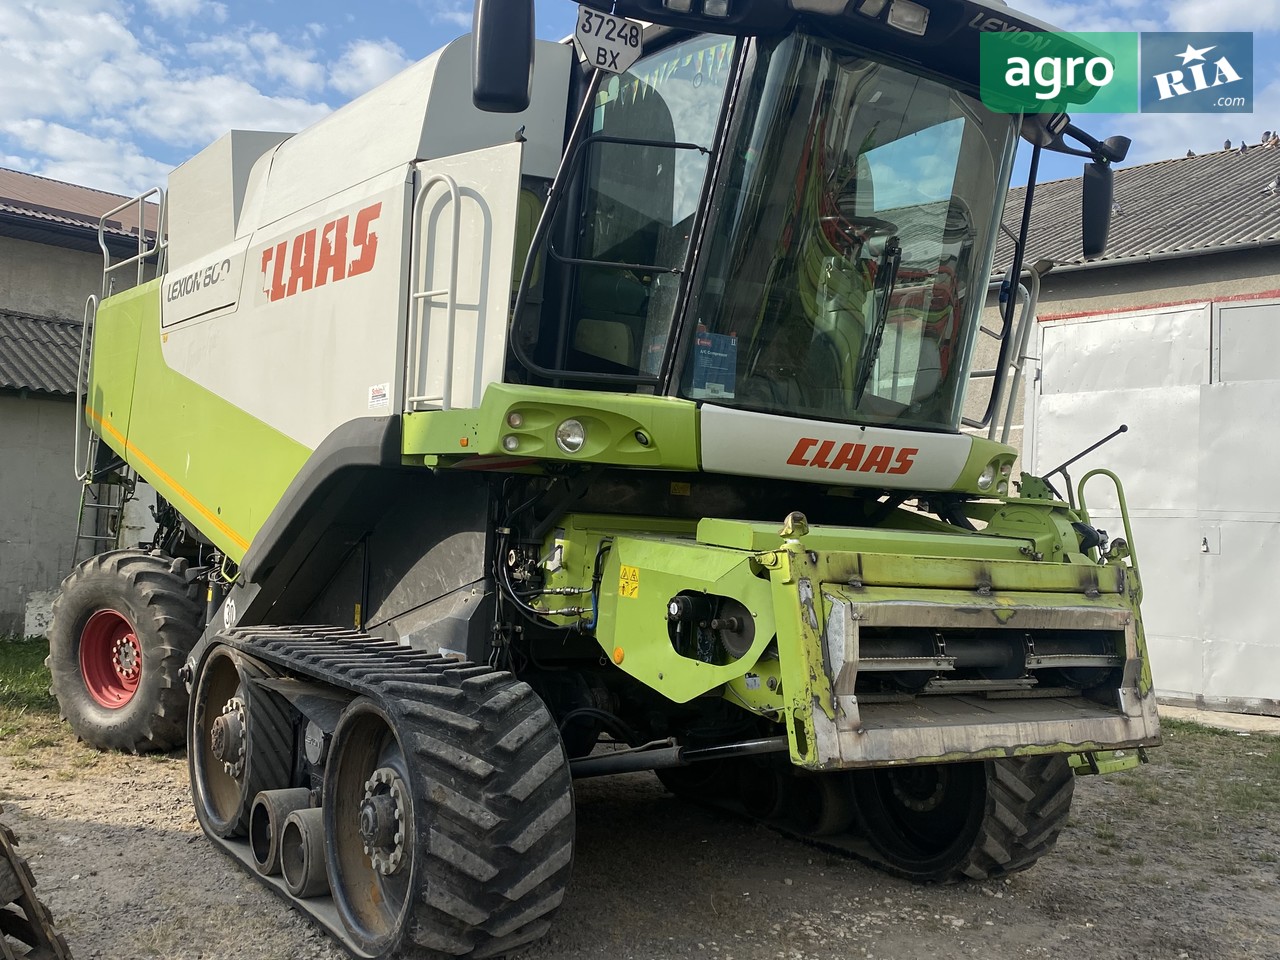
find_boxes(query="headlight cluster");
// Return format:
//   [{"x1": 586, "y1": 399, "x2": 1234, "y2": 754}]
[
  {"x1": 978, "y1": 459, "x2": 1015, "y2": 497},
  {"x1": 501, "y1": 414, "x2": 591, "y2": 457}
]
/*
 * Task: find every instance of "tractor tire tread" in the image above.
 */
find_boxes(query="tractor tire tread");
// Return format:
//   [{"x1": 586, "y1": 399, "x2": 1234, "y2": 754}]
[{"x1": 46, "y1": 549, "x2": 201, "y2": 752}]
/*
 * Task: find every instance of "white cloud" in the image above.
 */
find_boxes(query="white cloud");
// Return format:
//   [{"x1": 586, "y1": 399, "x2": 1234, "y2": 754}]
[
  {"x1": 1, "y1": 119, "x2": 170, "y2": 195},
  {"x1": 1015, "y1": 1, "x2": 1165, "y2": 33},
  {"x1": 1167, "y1": 0, "x2": 1280, "y2": 31},
  {"x1": 0, "y1": 3, "x2": 160, "y2": 124},
  {"x1": 431, "y1": 2, "x2": 472, "y2": 29},
  {"x1": 328, "y1": 39, "x2": 414, "y2": 97},
  {"x1": 1116, "y1": 77, "x2": 1280, "y2": 163},
  {"x1": 187, "y1": 29, "x2": 326, "y2": 93},
  {"x1": 131, "y1": 76, "x2": 330, "y2": 148},
  {"x1": 142, "y1": 0, "x2": 227, "y2": 23}
]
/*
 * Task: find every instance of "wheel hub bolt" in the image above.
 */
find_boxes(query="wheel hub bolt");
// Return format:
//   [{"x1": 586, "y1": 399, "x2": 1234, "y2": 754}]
[
  {"x1": 113, "y1": 637, "x2": 140, "y2": 679},
  {"x1": 358, "y1": 795, "x2": 398, "y2": 848},
  {"x1": 209, "y1": 711, "x2": 241, "y2": 762}
]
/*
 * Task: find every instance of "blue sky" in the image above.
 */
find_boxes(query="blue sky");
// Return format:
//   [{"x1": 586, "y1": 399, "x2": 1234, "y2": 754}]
[{"x1": 0, "y1": 0, "x2": 1276, "y2": 196}]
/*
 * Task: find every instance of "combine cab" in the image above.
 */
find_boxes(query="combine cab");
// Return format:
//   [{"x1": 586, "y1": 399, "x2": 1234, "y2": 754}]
[{"x1": 49, "y1": 1, "x2": 1158, "y2": 956}]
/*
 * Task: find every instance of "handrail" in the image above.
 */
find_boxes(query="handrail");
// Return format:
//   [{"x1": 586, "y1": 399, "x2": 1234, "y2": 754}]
[
  {"x1": 961, "y1": 273, "x2": 1031, "y2": 432},
  {"x1": 405, "y1": 170, "x2": 462, "y2": 411},
  {"x1": 98, "y1": 187, "x2": 166, "y2": 297},
  {"x1": 992, "y1": 266, "x2": 1042, "y2": 443},
  {"x1": 73, "y1": 294, "x2": 98, "y2": 482},
  {"x1": 1078, "y1": 468, "x2": 1142, "y2": 602}
]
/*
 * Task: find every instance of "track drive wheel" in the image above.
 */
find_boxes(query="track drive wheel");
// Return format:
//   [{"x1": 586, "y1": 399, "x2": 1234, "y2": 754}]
[
  {"x1": 190, "y1": 645, "x2": 295, "y2": 838},
  {"x1": 325, "y1": 670, "x2": 574, "y2": 959},
  {"x1": 850, "y1": 755, "x2": 1074, "y2": 882},
  {"x1": 47, "y1": 549, "x2": 201, "y2": 752}
]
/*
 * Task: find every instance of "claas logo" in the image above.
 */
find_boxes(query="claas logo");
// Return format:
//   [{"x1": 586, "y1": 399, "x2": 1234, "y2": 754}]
[
  {"x1": 259, "y1": 202, "x2": 381, "y2": 303},
  {"x1": 786, "y1": 438, "x2": 917, "y2": 475}
]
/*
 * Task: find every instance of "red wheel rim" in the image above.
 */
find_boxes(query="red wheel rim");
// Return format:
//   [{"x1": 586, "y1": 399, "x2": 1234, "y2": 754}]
[{"x1": 80, "y1": 609, "x2": 143, "y2": 708}]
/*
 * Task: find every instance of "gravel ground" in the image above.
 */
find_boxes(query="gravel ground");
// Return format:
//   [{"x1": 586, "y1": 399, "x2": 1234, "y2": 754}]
[{"x1": 1, "y1": 714, "x2": 1277, "y2": 960}]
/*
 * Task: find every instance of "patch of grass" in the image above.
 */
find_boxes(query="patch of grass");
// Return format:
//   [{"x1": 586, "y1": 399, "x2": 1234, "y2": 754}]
[{"x1": 0, "y1": 635, "x2": 56, "y2": 713}]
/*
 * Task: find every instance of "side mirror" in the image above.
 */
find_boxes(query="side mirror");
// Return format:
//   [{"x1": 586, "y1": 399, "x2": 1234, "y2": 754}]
[
  {"x1": 472, "y1": 0, "x2": 534, "y2": 113},
  {"x1": 1081, "y1": 161, "x2": 1113, "y2": 260}
]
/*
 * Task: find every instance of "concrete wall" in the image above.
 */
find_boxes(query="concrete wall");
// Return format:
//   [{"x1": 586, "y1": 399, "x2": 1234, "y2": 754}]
[
  {"x1": 0, "y1": 236, "x2": 104, "y2": 320},
  {"x1": 0, "y1": 393, "x2": 80, "y2": 635},
  {"x1": 0, "y1": 233, "x2": 118, "y2": 635}
]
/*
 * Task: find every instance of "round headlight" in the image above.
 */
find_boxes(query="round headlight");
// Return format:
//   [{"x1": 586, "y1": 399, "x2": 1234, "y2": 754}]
[
  {"x1": 997, "y1": 480, "x2": 1009, "y2": 496},
  {"x1": 555, "y1": 419, "x2": 586, "y2": 454},
  {"x1": 502, "y1": 435, "x2": 520, "y2": 452},
  {"x1": 1000, "y1": 461, "x2": 1013, "y2": 478},
  {"x1": 977, "y1": 463, "x2": 997, "y2": 492},
  {"x1": 506, "y1": 411, "x2": 524, "y2": 429}
]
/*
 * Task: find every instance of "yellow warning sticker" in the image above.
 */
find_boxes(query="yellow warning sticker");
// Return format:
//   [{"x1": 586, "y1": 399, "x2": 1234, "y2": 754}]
[{"x1": 618, "y1": 564, "x2": 640, "y2": 599}]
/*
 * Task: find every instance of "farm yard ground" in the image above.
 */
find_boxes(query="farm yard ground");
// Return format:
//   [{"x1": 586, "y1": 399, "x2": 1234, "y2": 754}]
[{"x1": 2, "y1": 637, "x2": 1278, "y2": 960}]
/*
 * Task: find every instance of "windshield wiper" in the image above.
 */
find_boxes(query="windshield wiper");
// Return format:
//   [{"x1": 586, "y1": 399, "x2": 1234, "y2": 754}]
[{"x1": 851, "y1": 237, "x2": 902, "y2": 407}]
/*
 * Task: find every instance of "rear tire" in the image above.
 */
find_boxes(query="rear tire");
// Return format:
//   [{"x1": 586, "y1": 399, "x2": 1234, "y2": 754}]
[
  {"x1": 47, "y1": 550, "x2": 201, "y2": 752},
  {"x1": 851, "y1": 755, "x2": 1074, "y2": 882}
]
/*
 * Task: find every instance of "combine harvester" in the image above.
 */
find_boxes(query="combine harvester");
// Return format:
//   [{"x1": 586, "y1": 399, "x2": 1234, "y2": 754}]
[{"x1": 49, "y1": 0, "x2": 1157, "y2": 955}]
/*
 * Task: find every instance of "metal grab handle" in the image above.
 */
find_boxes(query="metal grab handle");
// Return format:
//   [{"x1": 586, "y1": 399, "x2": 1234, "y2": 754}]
[
  {"x1": 1078, "y1": 468, "x2": 1142, "y2": 602},
  {"x1": 992, "y1": 266, "x2": 1042, "y2": 443},
  {"x1": 406, "y1": 170, "x2": 462, "y2": 411},
  {"x1": 98, "y1": 187, "x2": 166, "y2": 296},
  {"x1": 73, "y1": 294, "x2": 98, "y2": 482}
]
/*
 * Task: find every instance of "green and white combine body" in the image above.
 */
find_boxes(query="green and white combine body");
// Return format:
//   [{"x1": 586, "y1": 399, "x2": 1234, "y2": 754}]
[{"x1": 70, "y1": 2, "x2": 1161, "y2": 955}]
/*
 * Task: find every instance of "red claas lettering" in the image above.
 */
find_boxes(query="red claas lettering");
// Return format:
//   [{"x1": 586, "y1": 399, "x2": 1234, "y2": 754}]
[
  {"x1": 786, "y1": 437, "x2": 919, "y2": 476},
  {"x1": 259, "y1": 202, "x2": 381, "y2": 303}
]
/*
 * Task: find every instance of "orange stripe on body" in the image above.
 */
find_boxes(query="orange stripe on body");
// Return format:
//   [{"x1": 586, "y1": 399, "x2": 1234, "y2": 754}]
[{"x1": 85, "y1": 406, "x2": 250, "y2": 552}]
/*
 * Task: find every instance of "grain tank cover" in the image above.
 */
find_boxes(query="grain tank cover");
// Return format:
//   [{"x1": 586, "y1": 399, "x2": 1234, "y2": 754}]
[
  {"x1": 163, "y1": 36, "x2": 570, "y2": 277},
  {"x1": 166, "y1": 130, "x2": 292, "y2": 269},
  {"x1": 249, "y1": 35, "x2": 570, "y2": 233}
]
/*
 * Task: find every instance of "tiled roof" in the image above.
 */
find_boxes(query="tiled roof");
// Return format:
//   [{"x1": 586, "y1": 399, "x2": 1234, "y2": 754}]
[
  {"x1": 998, "y1": 144, "x2": 1280, "y2": 269},
  {"x1": 0, "y1": 167, "x2": 159, "y2": 240},
  {"x1": 0, "y1": 312, "x2": 81, "y2": 396}
]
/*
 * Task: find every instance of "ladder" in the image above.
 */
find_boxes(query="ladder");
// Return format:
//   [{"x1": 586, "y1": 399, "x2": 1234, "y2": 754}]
[
  {"x1": 68, "y1": 188, "x2": 165, "y2": 568},
  {"x1": 71, "y1": 436, "x2": 137, "y2": 566}
]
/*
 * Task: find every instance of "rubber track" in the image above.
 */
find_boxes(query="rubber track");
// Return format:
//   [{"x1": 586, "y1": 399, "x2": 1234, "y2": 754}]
[
  {"x1": 208, "y1": 627, "x2": 574, "y2": 960},
  {"x1": 682, "y1": 756, "x2": 1075, "y2": 884},
  {"x1": 959, "y1": 755, "x2": 1075, "y2": 881},
  {"x1": 48, "y1": 549, "x2": 201, "y2": 752}
]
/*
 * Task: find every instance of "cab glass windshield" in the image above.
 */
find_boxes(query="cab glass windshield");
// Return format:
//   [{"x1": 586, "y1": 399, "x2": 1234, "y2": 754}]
[{"x1": 679, "y1": 33, "x2": 1017, "y2": 432}]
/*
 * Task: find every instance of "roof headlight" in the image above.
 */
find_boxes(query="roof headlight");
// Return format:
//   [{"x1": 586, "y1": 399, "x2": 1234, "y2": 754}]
[
  {"x1": 887, "y1": 0, "x2": 929, "y2": 35},
  {"x1": 555, "y1": 419, "x2": 586, "y2": 455}
]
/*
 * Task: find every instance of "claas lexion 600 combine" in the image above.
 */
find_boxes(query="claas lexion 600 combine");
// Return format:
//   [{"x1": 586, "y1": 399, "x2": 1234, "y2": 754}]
[{"x1": 49, "y1": 0, "x2": 1158, "y2": 955}]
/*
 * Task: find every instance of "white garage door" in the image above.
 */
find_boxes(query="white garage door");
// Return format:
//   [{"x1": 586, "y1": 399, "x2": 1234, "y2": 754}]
[{"x1": 1027, "y1": 298, "x2": 1280, "y2": 714}]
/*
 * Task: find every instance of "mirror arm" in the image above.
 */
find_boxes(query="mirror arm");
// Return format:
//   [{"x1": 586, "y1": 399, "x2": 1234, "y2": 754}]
[{"x1": 977, "y1": 142, "x2": 1041, "y2": 429}]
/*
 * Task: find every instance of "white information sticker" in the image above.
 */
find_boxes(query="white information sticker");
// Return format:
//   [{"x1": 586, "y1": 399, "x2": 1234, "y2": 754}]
[{"x1": 574, "y1": 5, "x2": 643, "y2": 75}]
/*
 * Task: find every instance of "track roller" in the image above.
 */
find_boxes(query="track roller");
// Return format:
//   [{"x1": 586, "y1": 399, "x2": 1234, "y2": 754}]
[
  {"x1": 281, "y1": 809, "x2": 329, "y2": 898},
  {"x1": 250, "y1": 788, "x2": 311, "y2": 876}
]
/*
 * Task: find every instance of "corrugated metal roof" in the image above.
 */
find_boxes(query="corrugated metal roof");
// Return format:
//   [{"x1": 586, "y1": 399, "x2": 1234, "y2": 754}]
[
  {"x1": 0, "y1": 312, "x2": 81, "y2": 396},
  {"x1": 0, "y1": 167, "x2": 159, "y2": 240},
  {"x1": 998, "y1": 145, "x2": 1280, "y2": 269}
]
